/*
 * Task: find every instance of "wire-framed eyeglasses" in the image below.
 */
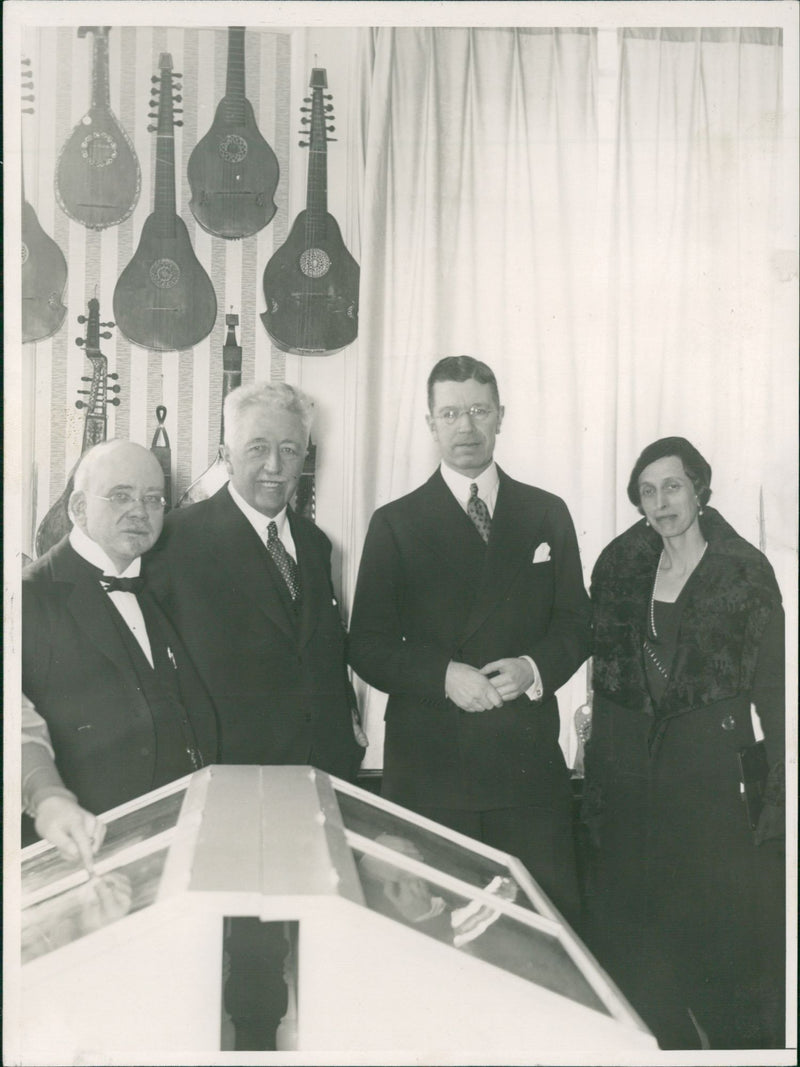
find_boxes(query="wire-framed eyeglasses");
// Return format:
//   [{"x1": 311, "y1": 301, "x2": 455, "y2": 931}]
[
  {"x1": 432, "y1": 405, "x2": 496, "y2": 425},
  {"x1": 89, "y1": 491, "x2": 167, "y2": 512}
]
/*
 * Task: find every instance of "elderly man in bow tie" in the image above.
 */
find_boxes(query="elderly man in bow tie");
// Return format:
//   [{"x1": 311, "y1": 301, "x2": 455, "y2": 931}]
[
  {"x1": 22, "y1": 439, "x2": 218, "y2": 862},
  {"x1": 350, "y1": 356, "x2": 592, "y2": 924}
]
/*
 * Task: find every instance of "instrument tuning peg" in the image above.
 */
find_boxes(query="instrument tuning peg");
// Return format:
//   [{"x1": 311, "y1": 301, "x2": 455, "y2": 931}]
[
  {"x1": 325, "y1": 104, "x2": 334, "y2": 112},
  {"x1": 109, "y1": 397, "x2": 121, "y2": 407},
  {"x1": 101, "y1": 320, "x2": 115, "y2": 328},
  {"x1": 77, "y1": 389, "x2": 90, "y2": 396},
  {"x1": 324, "y1": 93, "x2": 333, "y2": 100},
  {"x1": 298, "y1": 140, "x2": 309, "y2": 148},
  {"x1": 77, "y1": 314, "x2": 87, "y2": 324},
  {"x1": 327, "y1": 137, "x2": 338, "y2": 143},
  {"x1": 109, "y1": 384, "x2": 121, "y2": 394},
  {"x1": 148, "y1": 112, "x2": 158, "y2": 120},
  {"x1": 174, "y1": 120, "x2": 184, "y2": 127},
  {"x1": 107, "y1": 372, "x2": 120, "y2": 381},
  {"x1": 22, "y1": 107, "x2": 34, "y2": 114},
  {"x1": 147, "y1": 125, "x2": 157, "y2": 133},
  {"x1": 22, "y1": 57, "x2": 32, "y2": 65},
  {"x1": 173, "y1": 94, "x2": 182, "y2": 103},
  {"x1": 174, "y1": 108, "x2": 183, "y2": 114},
  {"x1": 76, "y1": 337, "x2": 85, "y2": 346},
  {"x1": 301, "y1": 117, "x2": 310, "y2": 124},
  {"x1": 172, "y1": 71, "x2": 182, "y2": 77},
  {"x1": 300, "y1": 106, "x2": 311, "y2": 112},
  {"x1": 75, "y1": 400, "x2": 87, "y2": 410},
  {"x1": 151, "y1": 75, "x2": 160, "y2": 83},
  {"x1": 327, "y1": 125, "x2": 335, "y2": 132},
  {"x1": 22, "y1": 93, "x2": 35, "y2": 102},
  {"x1": 100, "y1": 331, "x2": 112, "y2": 339},
  {"x1": 81, "y1": 376, "x2": 92, "y2": 382},
  {"x1": 303, "y1": 96, "x2": 311, "y2": 102}
]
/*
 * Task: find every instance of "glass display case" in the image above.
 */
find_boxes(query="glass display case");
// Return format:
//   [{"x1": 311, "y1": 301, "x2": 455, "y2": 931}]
[{"x1": 17, "y1": 765, "x2": 657, "y2": 1063}]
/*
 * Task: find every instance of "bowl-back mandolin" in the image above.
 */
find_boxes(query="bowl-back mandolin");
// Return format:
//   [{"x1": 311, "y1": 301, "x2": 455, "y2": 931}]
[{"x1": 55, "y1": 27, "x2": 141, "y2": 230}]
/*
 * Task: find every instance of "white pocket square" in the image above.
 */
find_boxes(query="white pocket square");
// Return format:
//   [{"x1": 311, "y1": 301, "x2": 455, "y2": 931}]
[{"x1": 532, "y1": 542, "x2": 551, "y2": 563}]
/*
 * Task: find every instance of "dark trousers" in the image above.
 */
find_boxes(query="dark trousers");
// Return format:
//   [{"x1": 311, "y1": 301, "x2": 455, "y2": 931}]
[
  {"x1": 409, "y1": 802, "x2": 581, "y2": 931},
  {"x1": 224, "y1": 918, "x2": 289, "y2": 1051}
]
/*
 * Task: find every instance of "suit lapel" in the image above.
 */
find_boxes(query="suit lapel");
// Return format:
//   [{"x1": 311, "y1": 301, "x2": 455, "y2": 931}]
[
  {"x1": 458, "y1": 470, "x2": 547, "y2": 645},
  {"x1": 50, "y1": 541, "x2": 150, "y2": 682},
  {"x1": 406, "y1": 471, "x2": 489, "y2": 581},
  {"x1": 202, "y1": 488, "x2": 297, "y2": 641},
  {"x1": 290, "y1": 512, "x2": 328, "y2": 649}
]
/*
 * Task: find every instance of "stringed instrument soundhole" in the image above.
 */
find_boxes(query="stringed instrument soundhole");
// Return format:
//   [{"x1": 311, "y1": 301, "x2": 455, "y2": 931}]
[
  {"x1": 81, "y1": 130, "x2": 118, "y2": 167},
  {"x1": 300, "y1": 247, "x2": 331, "y2": 279},
  {"x1": 149, "y1": 258, "x2": 181, "y2": 289},
  {"x1": 22, "y1": 243, "x2": 29, "y2": 265},
  {"x1": 219, "y1": 134, "x2": 248, "y2": 163}
]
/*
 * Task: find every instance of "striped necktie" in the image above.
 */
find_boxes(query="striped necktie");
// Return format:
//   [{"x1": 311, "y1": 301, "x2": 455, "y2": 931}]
[
  {"x1": 267, "y1": 521, "x2": 301, "y2": 599},
  {"x1": 467, "y1": 483, "x2": 491, "y2": 543}
]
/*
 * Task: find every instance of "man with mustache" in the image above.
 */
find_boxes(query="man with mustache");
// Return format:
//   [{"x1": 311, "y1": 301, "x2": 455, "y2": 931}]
[{"x1": 22, "y1": 439, "x2": 218, "y2": 862}]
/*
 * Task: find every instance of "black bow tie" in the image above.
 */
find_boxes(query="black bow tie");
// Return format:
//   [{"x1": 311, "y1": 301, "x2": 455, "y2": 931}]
[{"x1": 100, "y1": 575, "x2": 146, "y2": 595}]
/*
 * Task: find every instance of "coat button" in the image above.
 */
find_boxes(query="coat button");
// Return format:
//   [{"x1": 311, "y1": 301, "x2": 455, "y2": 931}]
[{"x1": 720, "y1": 715, "x2": 736, "y2": 731}]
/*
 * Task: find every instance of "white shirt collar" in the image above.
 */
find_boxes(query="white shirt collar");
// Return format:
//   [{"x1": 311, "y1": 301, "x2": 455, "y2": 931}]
[
  {"x1": 228, "y1": 482, "x2": 289, "y2": 540},
  {"x1": 439, "y1": 460, "x2": 499, "y2": 511},
  {"x1": 69, "y1": 524, "x2": 142, "y2": 578}
]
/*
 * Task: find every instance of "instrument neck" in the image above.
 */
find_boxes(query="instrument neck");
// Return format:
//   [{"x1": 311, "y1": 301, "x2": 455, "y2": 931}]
[
  {"x1": 224, "y1": 27, "x2": 247, "y2": 123},
  {"x1": 306, "y1": 91, "x2": 328, "y2": 232},
  {"x1": 91, "y1": 31, "x2": 111, "y2": 109},
  {"x1": 81, "y1": 357, "x2": 109, "y2": 451}
]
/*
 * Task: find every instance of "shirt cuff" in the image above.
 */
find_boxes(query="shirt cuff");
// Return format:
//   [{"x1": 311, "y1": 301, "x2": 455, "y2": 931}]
[
  {"x1": 521, "y1": 656, "x2": 544, "y2": 701},
  {"x1": 22, "y1": 743, "x2": 76, "y2": 818}
]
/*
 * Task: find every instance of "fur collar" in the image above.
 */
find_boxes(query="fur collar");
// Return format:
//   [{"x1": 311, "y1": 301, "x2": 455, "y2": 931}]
[{"x1": 591, "y1": 507, "x2": 781, "y2": 715}]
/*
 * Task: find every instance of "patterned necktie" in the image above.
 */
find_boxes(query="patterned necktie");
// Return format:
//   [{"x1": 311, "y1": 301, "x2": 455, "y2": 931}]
[
  {"x1": 467, "y1": 483, "x2": 492, "y2": 543},
  {"x1": 267, "y1": 521, "x2": 301, "y2": 600},
  {"x1": 100, "y1": 575, "x2": 146, "y2": 594}
]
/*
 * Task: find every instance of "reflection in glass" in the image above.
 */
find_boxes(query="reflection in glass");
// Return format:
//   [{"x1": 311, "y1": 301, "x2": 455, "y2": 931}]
[
  {"x1": 22, "y1": 849, "x2": 168, "y2": 964},
  {"x1": 336, "y1": 790, "x2": 534, "y2": 910},
  {"x1": 354, "y1": 840, "x2": 607, "y2": 1014},
  {"x1": 22, "y1": 788, "x2": 186, "y2": 896}
]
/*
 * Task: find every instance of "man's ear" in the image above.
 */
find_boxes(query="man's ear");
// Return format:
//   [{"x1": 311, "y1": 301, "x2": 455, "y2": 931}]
[
  {"x1": 222, "y1": 445, "x2": 234, "y2": 476},
  {"x1": 426, "y1": 413, "x2": 438, "y2": 441},
  {"x1": 495, "y1": 405, "x2": 505, "y2": 434},
  {"x1": 69, "y1": 491, "x2": 87, "y2": 528}
]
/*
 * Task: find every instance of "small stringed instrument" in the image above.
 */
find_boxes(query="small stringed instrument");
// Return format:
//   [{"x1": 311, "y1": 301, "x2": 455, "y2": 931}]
[
  {"x1": 177, "y1": 311, "x2": 242, "y2": 507},
  {"x1": 21, "y1": 62, "x2": 68, "y2": 345},
  {"x1": 261, "y1": 68, "x2": 359, "y2": 355},
  {"x1": 188, "y1": 27, "x2": 279, "y2": 239},
  {"x1": 34, "y1": 299, "x2": 121, "y2": 556},
  {"x1": 55, "y1": 27, "x2": 141, "y2": 230},
  {"x1": 113, "y1": 53, "x2": 217, "y2": 352}
]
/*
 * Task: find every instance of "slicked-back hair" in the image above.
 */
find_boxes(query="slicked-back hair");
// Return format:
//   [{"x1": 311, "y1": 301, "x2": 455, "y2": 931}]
[
  {"x1": 426, "y1": 356, "x2": 500, "y2": 412},
  {"x1": 223, "y1": 381, "x2": 315, "y2": 448},
  {"x1": 626, "y1": 436, "x2": 713, "y2": 511}
]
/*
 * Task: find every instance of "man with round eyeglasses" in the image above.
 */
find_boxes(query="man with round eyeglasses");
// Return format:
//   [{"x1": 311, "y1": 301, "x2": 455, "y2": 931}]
[
  {"x1": 21, "y1": 440, "x2": 218, "y2": 861},
  {"x1": 350, "y1": 356, "x2": 592, "y2": 924}
]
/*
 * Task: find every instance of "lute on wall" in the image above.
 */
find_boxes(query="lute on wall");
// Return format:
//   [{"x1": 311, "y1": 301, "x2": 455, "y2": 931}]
[
  {"x1": 21, "y1": 61, "x2": 68, "y2": 345},
  {"x1": 113, "y1": 52, "x2": 217, "y2": 352},
  {"x1": 35, "y1": 298, "x2": 121, "y2": 556},
  {"x1": 261, "y1": 67, "x2": 359, "y2": 355},
  {"x1": 188, "y1": 27, "x2": 279, "y2": 239},
  {"x1": 55, "y1": 27, "x2": 141, "y2": 230}
]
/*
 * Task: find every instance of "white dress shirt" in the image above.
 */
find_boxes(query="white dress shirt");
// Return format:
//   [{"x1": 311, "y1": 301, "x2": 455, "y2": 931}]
[
  {"x1": 69, "y1": 525, "x2": 154, "y2": 666},
  {"x1": 439, "y1": 461, "x2": 543, "y2": 701},
  {"x1": 227, "y1": 483, "x2": 298, "y2": 562}
]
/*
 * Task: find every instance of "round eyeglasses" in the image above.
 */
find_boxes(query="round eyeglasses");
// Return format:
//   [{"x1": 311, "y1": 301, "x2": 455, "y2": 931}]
[
  {"x1": 433, "y1": 405, "x2": 496, "y2": 425},
  {"x1": 90, "y1": 491, "x2": 167, "y2": 511}
]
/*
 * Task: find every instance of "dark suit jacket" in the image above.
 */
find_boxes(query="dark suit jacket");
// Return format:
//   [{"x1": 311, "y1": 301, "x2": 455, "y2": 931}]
[
  {"x1": 22, "y1": 538, "x2": 219, "y2": 815},
  {"x1": 144, "y1": 486, "x2": 361, "y2": 777},
  {"x1": 349, "y1": 467, "x2": 592, "y2": 810}
]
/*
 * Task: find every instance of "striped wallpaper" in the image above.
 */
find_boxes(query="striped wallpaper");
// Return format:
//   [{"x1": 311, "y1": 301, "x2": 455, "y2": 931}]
[{"x1": 21, "y1": 25, "x2": 295, "y2": 551}]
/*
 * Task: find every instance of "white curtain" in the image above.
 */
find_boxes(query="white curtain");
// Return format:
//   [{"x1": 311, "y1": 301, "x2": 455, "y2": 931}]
[
  {"x1": 609, "y1": 27, "x2": 795, "y2": 717},
  {"x1": 346, "y1": 28, "x2": 601, "y2": 765},
  {"x1": 344, "y1": 25, "x2": 793, "y2": 769}
]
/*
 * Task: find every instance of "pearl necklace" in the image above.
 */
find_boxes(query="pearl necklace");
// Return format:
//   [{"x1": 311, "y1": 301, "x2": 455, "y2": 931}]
[{"x1": 649, "y1": 542, "x2": 708, "y2": 639}]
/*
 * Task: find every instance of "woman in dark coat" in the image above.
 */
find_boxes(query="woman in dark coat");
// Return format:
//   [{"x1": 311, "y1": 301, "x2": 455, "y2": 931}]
[{"x1": 582, "y1": 437, "x2": 785, "y2": 1050}]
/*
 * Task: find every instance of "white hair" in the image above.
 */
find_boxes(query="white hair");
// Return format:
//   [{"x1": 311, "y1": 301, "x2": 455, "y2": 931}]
[{"x1": 223, "y1": 381, "x2": 315, "y2": 447}]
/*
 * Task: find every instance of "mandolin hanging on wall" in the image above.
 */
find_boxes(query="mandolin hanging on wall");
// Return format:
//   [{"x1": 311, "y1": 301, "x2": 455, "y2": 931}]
[
  {"x1": 187, "y1": 27, "x2": 279, "y2": 239},
  {"x1": 55, "y1": 27, "x2": 141, "y2": 230},
  {"x1": 113, "y1": 53, "x2": 217, "y2": 352},
  {"x1": 21, "y1": 62, "x2": 68, "y2": 345},
  {"x1": 35, "y1": 298, "x2": 121, "y2": 556},
  {"x1": 177, "y1": 311, "x2": 242, "y2": 507},
  {"x1": 261, "y1": 67, "x2": 359, "y2": 355}
]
